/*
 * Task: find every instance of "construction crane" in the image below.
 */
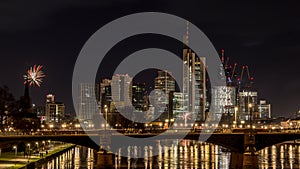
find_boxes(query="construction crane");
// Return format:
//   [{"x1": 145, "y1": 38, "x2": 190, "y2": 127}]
[
  {"x1": 220, "y1": 49, "x2": 239, "y2": 86},
  {"x1": 231, "y1": 63, "x2": 238, "y2": 80},
  {"x1": 219, "y1": 49, "x2": 254, "y2": 89},
  {"x1": 238, "y1": 65, "x2": 254, "y2": 89},
  {"x1": 221, "y1": 49, "x2": 225, "y2": 64},
  {"x1": 225, "y1": 57, "x2": 230, "y2": 68}
]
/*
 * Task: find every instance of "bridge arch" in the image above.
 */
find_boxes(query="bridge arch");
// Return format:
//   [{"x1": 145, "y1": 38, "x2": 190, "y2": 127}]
[{"x1": 255, "y1": 133, "x2": 300, "y2": 151}]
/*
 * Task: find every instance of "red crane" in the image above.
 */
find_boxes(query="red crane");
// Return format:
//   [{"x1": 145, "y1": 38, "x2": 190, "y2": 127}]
[{"x1": 238, "y1": 65, "x2": 254, "y2": 89}]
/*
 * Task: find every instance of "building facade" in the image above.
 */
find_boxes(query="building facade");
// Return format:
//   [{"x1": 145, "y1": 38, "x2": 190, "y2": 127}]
[
  {"x1": 258, "y1": 100, "x2": 271, "y2": 118},
  {"x1": 100, "y1": 79, "x2": 112, "y2": 113},
  {"x1": 183, "y1": 47, "x2": 206, "y2": 121},
  {"x1": 33, "y1": 105, "x2": 45, "y2": 124},
  {"x1": 45, "y1": 94, "x2": 65, "y2": 126},
  {"x1": 210, "y1": 86, "x2": 236, "y2": 122},
  {"x1": 237, "y1": 91, "x2": 258, "y2": 121},
  {"x1": 78, "y1": 83, "x2": 99, "y2": 123},
  {"x1": 132, "y1": 83, "x2": 147, "y2": 111},
  {"x1": 154, "y1": 70, "x2": 175, "y2": 115},
  {"x1": 169, "y1": 92, "x2": 187, "y2": 119},
  {"x1": 111, "y1": 74, "x2": 132, "y2": 110}
]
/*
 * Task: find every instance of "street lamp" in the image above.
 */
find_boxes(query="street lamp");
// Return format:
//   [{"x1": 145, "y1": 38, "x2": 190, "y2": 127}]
[
  {"x1": 36, "y1": 142, "x2": 39, "y2": 149},
  {"x1": 234, "y1": 106, "x2": 238, "y2": 126},
  {"x1": 61, "y1": 124, "x2": 66, "y2": 130},
  {"x1": 104, "y1": 105, "x2": 108, "y2": 140},
  {"x1": 49, "y1": 124, "x2": 54, "y2": 130},
  {"x1": 248, "y1": 103, "x2": 253, "y2": 129},
  {"x1": 75, "y1": 124, "x2": 80, "y2": 133},
  {"x1": 247, "y1": 102, "x2": 256, "y2": 156},
  {"x1": 27, "y1": 143, "x2": 30, "y2": 157},
  {"x1": 165, "y1": 119, "x2": 169, "y2": 129},
  {"x1": 240, "y1": 120, "x2": 245, "y2": 128},
  {"x1": 13, "y1": 146, "x2": 17, "y2": 156},
  {"x1": 104, "y1": 105, "x2": 108, "y2": 125}
]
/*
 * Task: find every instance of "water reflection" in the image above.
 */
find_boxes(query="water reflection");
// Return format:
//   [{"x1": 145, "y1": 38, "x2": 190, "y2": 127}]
[
  {"x1": 259, "y1": 142, "x2": 300, "y2": 169},
  {"x1": 114, "y1": 140, "x2": 230, "y2": 169},
  {"x1": 35, "y1": 140, "x2": 300, "y2": 169},
  {"x1": 37, "y1": 146, "x2": 95, "y2": 169}
]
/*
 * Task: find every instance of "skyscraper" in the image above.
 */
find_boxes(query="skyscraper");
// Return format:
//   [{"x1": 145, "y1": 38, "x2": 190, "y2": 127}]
[
  {"x1": 45, "y1": 94, "x2": 65, "y2": 126},
  {"x1": 238, "y1": 91, "x2": 258, "y2": 121},
  {"x1": 210, "y1": 86, "x2": 236, "y2": 121},
  {"x1": 169, "y1": 92, "x2": 187, "y2": 118},
  {"x1": 100, "y1": 79, "x2": 112, "y2": 113},
  {"x1": 154, "y1": 70, "x2": 175, "y2": 115},
  {"x1": 258, "y1": 100, "x2": 271, "y2": 119},
  {"x1": 182, "y1": 23, "x2": 206, "y2": 121},
  {"x1": 132, "y1": 83, "x2": 147, "y2": 111},
  {"x1": 78, "y1": 83, "x2": 99, "y2": 123},
  {"x1": 154, "y1": 71, "x2": 176, "y2": 94},
  {"x1": 111, "y1": 74, "x2": 132, "y2": 110}
]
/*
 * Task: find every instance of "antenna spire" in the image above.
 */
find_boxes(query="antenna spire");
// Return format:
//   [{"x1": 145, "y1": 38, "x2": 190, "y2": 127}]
[{"x1": 185, "y1": 21, "x2": 189, "y2": 45}]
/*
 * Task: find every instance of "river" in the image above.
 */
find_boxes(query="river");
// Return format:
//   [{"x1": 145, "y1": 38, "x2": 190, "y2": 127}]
[{"x1": 36, "y1": 140, "x2": 300, "y2": 169}]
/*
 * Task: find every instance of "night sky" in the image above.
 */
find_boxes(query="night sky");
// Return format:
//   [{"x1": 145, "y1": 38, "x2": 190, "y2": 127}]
[{"x1": 1, "y1": 1, "x2": 300, "y2": 118}]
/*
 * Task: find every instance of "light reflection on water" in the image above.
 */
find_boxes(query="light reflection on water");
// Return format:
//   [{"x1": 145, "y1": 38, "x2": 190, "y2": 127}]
[
  {"x1": 113, "y1": 140, "x2": 231, "y2": 169},
  {"x1": 259, "y1": 143, "x2": 300, "y2": 169},
  {"x1": 37, "y1": 140, "x2": 300, "y2": 169}
]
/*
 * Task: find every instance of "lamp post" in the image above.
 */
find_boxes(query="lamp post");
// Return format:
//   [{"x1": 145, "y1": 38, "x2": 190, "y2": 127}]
[
  {"x1": 165, "y1": 119, "x2": 169, "y2": 129},
  {"x1": 75, "y1": 124, "x2": 80, "y2": 134},
  {"x1": 248, "y1": 103, "x2": 255, "y2": 149},
  {"x1": 13, "y1": 146, "x2": 17, "y2": 156},
  {"x1": 104, "y1": 105, "x2": 108, "y2": 139},
  {"x1": 27, "y1": 143, "x2": 30, "y2": 157},
  {"x1": 170, "y1": 118, "x2": 174, "y2": 127},
  {"x1": 234, "y1": 106, "x2": 238, "y2": 126},
  {"x1": 61, "y1": 124, "x2": 66, "y2": 130},
  {"x1": 248, "y1": 103, "x2": 253, "y2": 130},
  {"x1": 49, "y1": 124, "x2": 54, "y2": 131},
  {"x1": 36, "y1": 142, "x2": 39, "y2": 150},
  {"x1": 247, "y1": 102, "x2": 257, "y2": 156}
]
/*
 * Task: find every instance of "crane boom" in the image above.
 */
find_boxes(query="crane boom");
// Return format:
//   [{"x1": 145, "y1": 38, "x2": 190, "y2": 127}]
[
  {"x1": 231, "y1": 63, "x2": 237, "y2": 79},
  {"x1": 225, "y1": 57, "x2": 230, "y2": 67},
  {"x1": 240, "y1": 66, "x2": 245, "y2": 81},
  {"x1": 221, "y1": 49, "x2": 225, "y2": 64},
  {"x1": 246, "y1": 65, "x2": 250, "y2": 80}
]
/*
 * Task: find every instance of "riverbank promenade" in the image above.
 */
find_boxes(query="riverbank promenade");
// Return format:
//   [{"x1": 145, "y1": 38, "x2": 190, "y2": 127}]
[{"x1": 0, "y1": 143, "x2": 75, "y2": 169}]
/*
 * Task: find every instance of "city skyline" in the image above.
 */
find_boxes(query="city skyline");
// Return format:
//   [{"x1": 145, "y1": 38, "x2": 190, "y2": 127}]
[{"x1": 1, "y1": 1, "x2": 300, "y2": 117}]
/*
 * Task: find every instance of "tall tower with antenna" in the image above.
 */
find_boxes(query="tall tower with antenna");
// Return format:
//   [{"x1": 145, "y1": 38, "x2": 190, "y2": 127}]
[{"x1": 182, "y1": 22, "x2": 206, "y2": 121}]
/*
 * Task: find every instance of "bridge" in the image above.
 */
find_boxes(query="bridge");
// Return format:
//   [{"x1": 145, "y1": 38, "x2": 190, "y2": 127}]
[{"x1": 1, "y1": 129, "x2": 300, "y2": 153}]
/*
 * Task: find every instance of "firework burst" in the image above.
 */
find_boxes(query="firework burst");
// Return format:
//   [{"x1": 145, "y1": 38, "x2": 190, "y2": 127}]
[{"x1": 23, "y1": 65, "x2": 45, "y2": 87}]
